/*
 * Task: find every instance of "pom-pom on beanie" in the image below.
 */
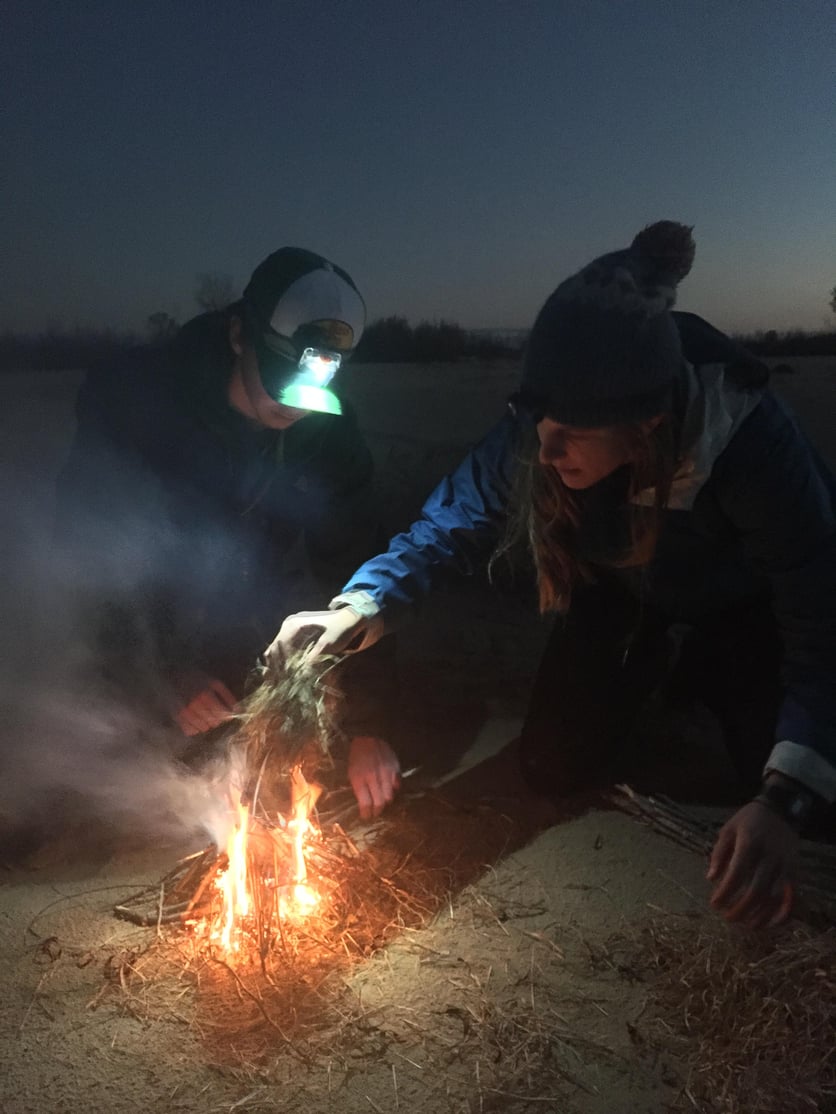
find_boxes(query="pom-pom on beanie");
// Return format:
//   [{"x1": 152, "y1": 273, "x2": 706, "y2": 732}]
[{"x1": 520, "y1": 221, "x2": 696, "y2": 426}]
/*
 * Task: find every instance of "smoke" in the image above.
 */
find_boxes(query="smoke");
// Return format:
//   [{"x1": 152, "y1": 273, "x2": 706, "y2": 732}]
[
  {"x1": 0, "y1": 686, "x2": 240, "y2": 846},
  {"x1": 0, "y1": 371, "x2": 248, "y2": 855}
]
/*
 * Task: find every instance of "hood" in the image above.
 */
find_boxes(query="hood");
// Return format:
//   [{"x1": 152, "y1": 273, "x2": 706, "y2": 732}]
[{"x1": 635, "y1": 360, "x2": 764, "y2": 510}]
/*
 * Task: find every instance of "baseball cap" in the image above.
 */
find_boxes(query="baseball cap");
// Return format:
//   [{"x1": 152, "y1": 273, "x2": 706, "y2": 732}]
[{"x1": 241, "y1": 247, "x2": 366, "y2": 415}]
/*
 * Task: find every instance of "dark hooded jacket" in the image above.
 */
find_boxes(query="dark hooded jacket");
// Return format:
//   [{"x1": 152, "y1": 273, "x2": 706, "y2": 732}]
[
  {"x1": 336, "y1": 314, "x2": 836, "y2": 800},
  {"x1": 55, "y1": 311, "x2": 389, "y2": 734}
]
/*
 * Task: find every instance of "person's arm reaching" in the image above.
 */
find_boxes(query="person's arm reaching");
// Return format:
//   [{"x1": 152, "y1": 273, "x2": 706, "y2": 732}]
[
  {"x1": 705, "y1": 395, "x2": 836, "y2": 925},
  {"x1": 264, "y1": 411, "x2": 523, "y2": 668}
]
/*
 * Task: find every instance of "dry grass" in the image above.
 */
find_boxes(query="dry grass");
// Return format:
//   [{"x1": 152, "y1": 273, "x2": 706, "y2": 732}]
[
  {"x1": 104, "y1": 784, "x2": 563, "y2": 1084},
  {"x1": 102, "y1": 811, "x2": 619, "y2": 1110},
  {"x1": 103, "y1": 774, "x2": 836, "y2": 1107},
  {"x1": 233, "y1": 651, "x2": 344, "y2": 799},
  {"x1": 107, "y1": 797, "x2": 494, "y2": 1061},
  {"x1": 619, "y1": 917, "x2": 836, "y2": 1114},
  {"x1": 610, "y1": 785, "x2": 836, "y2": 1112}
]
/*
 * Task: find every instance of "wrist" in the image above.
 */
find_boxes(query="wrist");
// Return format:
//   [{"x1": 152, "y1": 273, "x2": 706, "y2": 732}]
[
  {"x1": 329, "y1": 590, "x2": 380, "y2": 621},
  {"x1": 753, "y1": 777, "x2": 819, "y2": 832}
]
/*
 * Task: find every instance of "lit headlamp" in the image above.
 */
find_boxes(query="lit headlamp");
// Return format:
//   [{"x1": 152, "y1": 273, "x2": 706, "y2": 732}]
[{"x1": 278, "y1": 347, "x2": 343, "y2": 415}]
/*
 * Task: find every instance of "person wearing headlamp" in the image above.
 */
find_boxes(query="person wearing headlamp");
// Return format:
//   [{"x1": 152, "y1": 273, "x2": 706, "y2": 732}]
[{"x1": 55, "y1": 247, "x2": 400, "y2": 820}]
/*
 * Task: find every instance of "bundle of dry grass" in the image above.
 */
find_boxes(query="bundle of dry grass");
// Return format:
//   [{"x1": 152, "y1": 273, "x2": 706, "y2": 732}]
[
  {"x1": 627, "y1": 918, "x2": 836, "y2": 1114},
  {"x1": 233, "y1": 651, "x2": 344, "y2": 798}
]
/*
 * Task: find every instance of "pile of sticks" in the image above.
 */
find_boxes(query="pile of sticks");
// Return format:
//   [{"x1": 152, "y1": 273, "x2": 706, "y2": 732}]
[{"x1": 612, "y1": 783, "x2": 836, "y2": 921}]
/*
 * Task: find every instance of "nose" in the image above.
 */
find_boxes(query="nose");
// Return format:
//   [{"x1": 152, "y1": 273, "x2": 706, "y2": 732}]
[{"x1": 537, "y1": 424, "x2": 568, "y2": 465}]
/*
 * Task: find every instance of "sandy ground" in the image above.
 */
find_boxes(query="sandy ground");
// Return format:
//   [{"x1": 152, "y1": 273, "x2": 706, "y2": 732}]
[{"x1": 0, "y1": 356, "x2": 834, "y2": 1113}]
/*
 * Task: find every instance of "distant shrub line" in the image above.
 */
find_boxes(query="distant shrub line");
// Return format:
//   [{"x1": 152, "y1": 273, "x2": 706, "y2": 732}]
[
  {"x1": 0, "y1": 317, "x2": 521, "y2": 371},
  {"x1": 353, "y1": 316, "x2": 522, "y2": 362},
  {"x1": 732, "y1": 329, "x2": 836, "y2": 358},
  {"x1": 1, "y1": 320, "x2": 834, "y2": 372},
  {"x1": 0, "y1": 328, "x2": 140, "y2": 372}
]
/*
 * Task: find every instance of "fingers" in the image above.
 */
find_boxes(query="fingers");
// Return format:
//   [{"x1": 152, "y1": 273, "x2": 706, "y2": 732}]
[
  {"x1": 767, "y1": 882, "x2": 795, "y2": 927},
  {"x1": 720, "y1": 860, "x2": 781, "y2": 927},
  {"x1": 265, "y1": 609, "x2": 368, "y2": 670},
  {"x1": 708, "y1": 831, "x2": 752, "y2": 909},
  {"x1": 174, "y1": 683, "x2": 237, "y2": 737},
  {"x1": 706, "y1": 824, "x2": 734, "y2": 882},
  {"x1": 351, "y1": 773, "x2": 378, "y2": 821},
  {"x1": 706, "y1": 803, "x2": 800, "y2": 930},
  {"x1": 348, "y1": 737, "x2": 401, "y2": 819},
  {"x1": 264, "y1": 614, "x2": 332, "y2": 670},
  {"x1": 709, "y1": 840, "x2": 793, "y2": 928},
  {"x1": 208, "y1": 679, "x2": 237, "y2": 708},
  {"x1": 351, "y1": 765, "x2": 396, "y2": 820}
]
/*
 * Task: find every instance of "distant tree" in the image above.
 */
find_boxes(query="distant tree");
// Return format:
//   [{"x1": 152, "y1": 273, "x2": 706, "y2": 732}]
[
  {"x1": 147, "y1": 311, "x2": 179, "y2": 343},
  {"x1": 195, "y1": 271, "x2": 236, "y2": 312},
  {"x1": 355, "y1": 316, "x2": 415, "y2": 361},
  {"x1": 830, "y1": 285, "x2": 836, "y2": 315},
  {"x1": 413, "y1": 319, "x2": 467, "y2": 362}
]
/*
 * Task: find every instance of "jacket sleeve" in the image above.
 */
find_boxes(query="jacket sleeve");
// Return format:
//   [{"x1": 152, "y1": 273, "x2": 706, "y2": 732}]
[
  {"x1": 338, "y1": 412, "x2": 521, "y2": 630},
  {"x1": 712, "y1": 393, "x2": 836, "y2": 800}
]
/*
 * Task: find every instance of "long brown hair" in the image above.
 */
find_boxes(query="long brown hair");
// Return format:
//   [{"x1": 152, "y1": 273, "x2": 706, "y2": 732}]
[{"x1": 492, "y1": 419, "x2": 676, "y2": 614}]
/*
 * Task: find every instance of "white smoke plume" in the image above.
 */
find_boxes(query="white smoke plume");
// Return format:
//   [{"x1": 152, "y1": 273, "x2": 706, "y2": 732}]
[{"x1": 0, "y1": 369, "x2": 241, "y2": 856}]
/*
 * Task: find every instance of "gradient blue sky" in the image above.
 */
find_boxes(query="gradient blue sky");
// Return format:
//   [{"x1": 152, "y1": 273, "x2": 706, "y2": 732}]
[{"x1": 3, "y1": 0, "x2": 834, "y2": 335}]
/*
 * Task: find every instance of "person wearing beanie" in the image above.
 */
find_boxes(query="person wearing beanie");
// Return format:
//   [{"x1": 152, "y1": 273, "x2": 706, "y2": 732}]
[
  {"x1": 54, "y1": 247, "x2": 400, "y2": 820},
  {"x1": 267, "y1": 222, "x2": 836, "y2": 929}
]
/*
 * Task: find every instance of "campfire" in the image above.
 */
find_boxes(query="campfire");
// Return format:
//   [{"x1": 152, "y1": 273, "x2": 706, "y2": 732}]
[
  {"x1": 105, "y1": 651, "x2": 446, "y2": 1063},
  {"x1": 115, "y1": 653, "x2": 358, "y2": 968},
  {"x1": 203, "y1": 763, "x2": 323, "y2": 957}
]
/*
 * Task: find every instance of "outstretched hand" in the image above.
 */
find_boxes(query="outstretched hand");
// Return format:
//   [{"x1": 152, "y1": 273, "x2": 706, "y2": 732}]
[
  {"x1": 263, "y1": 607, "x2": 368, "y2": 670},
  {"x1": 174, "y1": 677, "x2": 238, "y2": 737},
  {"x1": 348, "y1": 736, "x2": 401, "y2": 820},
  {"x1": 707, "y1": 801, "x2": 799, "y2": 928}
]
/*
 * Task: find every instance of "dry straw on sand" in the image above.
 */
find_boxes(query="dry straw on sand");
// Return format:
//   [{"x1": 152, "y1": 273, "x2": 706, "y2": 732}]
[
  {"x1": 620, "y1": 918, "x2": 836, "y2": 1114},
  {"x1": 612, "y1": 785, "x2": 836, "y2": 1114},
  {"x1": 108, "y1": 709, "x2": 836, "y2": 1110}
]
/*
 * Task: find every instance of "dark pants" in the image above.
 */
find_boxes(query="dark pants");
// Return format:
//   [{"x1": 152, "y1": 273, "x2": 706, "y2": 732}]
[{"x1": 519, "y1": 578, "x2": 783, "y2": 799}]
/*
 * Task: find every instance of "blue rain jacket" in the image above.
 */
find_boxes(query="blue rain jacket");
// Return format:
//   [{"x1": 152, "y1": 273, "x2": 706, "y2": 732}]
[{"x1": 340, "y1": 318, "x2": 836, "y2": 797}]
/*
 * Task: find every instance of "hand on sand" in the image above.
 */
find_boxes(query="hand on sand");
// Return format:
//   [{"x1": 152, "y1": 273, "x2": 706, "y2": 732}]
[
  {"x1": 348, "y1": 736, "x2": 401, "y2": 820},
  {"x1": 174, "y1": 678, "x2": 237, "y2": 737},
  {"x1": 707, "y1": 801, "x2": 799, "y2": 928},
  {"x1": 263, "y1": 607, "x2": 368, "y2": 669}
]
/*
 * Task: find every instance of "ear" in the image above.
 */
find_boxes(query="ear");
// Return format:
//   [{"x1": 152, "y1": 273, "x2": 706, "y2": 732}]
[{"x1": 228, "y1": 315, "x2": 244, "y2": 356}]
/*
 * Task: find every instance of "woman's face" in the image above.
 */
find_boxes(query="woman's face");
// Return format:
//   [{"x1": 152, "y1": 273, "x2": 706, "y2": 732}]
[{"x1": 536, "y1": 417, "x2": 657, "y2": 490}]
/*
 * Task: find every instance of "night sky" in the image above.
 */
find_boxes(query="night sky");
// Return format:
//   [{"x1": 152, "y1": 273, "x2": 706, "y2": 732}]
[{"x1": 3, "y1": 0, "x2": 834, "y2": 336}]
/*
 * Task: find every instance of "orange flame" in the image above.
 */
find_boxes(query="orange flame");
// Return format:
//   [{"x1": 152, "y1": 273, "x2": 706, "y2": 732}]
[
  {"x1": 285, "y1": 765, "x2": 321, "y2": 914},
  {"x1": 210, "y1": 764, "x2": 322, "y2": 956}
]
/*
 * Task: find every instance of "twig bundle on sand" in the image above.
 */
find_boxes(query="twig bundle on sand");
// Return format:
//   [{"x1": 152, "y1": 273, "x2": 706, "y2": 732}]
[{"x1": 612, "y1": 783, "x2": 836, "y2": 922}]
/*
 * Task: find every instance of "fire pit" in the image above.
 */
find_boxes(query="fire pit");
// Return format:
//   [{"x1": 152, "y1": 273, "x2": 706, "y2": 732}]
[{"x1": 113, "y1": 654, "x2": 365, "y2": 966}]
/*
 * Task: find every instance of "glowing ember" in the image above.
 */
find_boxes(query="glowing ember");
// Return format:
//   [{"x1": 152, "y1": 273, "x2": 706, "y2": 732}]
[{"x1": 208, "y1": 763, "x2": 322, "y2": 956}]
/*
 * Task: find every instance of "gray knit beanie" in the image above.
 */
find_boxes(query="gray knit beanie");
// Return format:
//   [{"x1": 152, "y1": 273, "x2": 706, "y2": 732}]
[{"x1": 520, "y1": 222, "x2": 696, "y2": 426}]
